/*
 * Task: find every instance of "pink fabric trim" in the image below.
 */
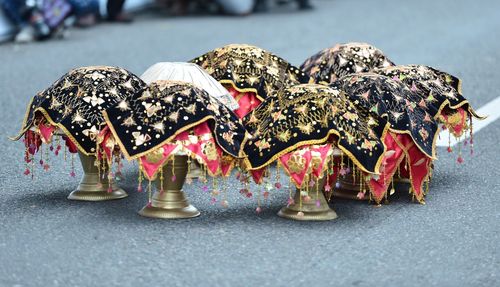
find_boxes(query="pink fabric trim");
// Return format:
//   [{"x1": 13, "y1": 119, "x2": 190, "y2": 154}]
[
  {"x1": 250, "y1": 169, "x2": 266, "y2": 184},
  {"x1": 227, "y1": 86, "x2": 261, "y2": 118},
  {"x1": 140, "y1": 144, "x2": 178, "y2": 179},
  {"x1": 38, "y1": 122, "x2": 56, "y2": 143},
  {"x1": 368, "y1": 133, "x2": 406, "y2": 202}
]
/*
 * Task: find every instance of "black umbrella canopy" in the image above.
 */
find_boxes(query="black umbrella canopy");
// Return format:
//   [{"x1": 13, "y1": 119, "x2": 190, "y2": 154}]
[
  {"x1": 190, "y1": 44, "x2": 310, "y2": 101},
  {"x1": 103, "y1": 80, "x2": 248, "y2": 160},
  {"x1": 13, "y1": 66, "x2": 146, "y2": 155},
  {"x1": 301, "y1": 42, "x2": 395, "y2": 84},
  {"x1": 242, "y1": 84, "x2": 388, "y2": 173},
  {"x1": 374, "y1": 65, "x2": 482, "y2": 120},
  {"x1": 331, "y1": 73, "x2": 440, "y2": 159}
]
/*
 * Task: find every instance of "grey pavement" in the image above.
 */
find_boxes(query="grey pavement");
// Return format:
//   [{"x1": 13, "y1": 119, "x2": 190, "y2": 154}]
[{"x1": 0, "y1": 0, "x2": 499, "y2": 286}]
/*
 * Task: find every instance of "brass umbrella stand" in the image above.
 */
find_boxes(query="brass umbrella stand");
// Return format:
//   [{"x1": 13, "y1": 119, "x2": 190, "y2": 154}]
[
  {"x1": 278, "y1": 175, "x2": 338, "y2": 221},
  {"x1": 67, "y1": 152, "x2": 127, "y2": 201},
  {"x1": 138, "y1": 155, "x2": 200, "y2": 219}
]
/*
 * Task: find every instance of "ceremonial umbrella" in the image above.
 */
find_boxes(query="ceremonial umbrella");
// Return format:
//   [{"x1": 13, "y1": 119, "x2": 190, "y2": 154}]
[
  {"x1": 191, "y1": 44, "x2": 310, "y2": 118},
  {"x1": 300, "y1": 42, "x2": 394, "y2": 84},
  {"x1": 330, "y1": 73, "x2": 441, "y2": 204},
  {"x1": 140, "y1": 62, "x2": 241, "y2": 179},
  {"x1": 101, "y1": 80, "x2": 248, "y2": 219},
  {"x1": 374, "y1": 65, "x2": 484, "y2": 161},
  {"x1": 11, "y1": 66, "x2": 146, "y2": 201},
  {"x1": 242, "y1": 84, "x2": 389, "y2": 220}
]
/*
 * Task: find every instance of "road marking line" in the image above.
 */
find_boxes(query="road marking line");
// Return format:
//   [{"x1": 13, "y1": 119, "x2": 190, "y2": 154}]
[{"x1": 436, "y1": 96, "x2": 500, "y2": 146}]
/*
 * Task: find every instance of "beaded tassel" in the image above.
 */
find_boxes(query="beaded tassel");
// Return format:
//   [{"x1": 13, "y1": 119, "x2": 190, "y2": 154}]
[
  {"x1": 211, "y1": 176, "x2": 218, "y2": 204},
  {"x1": 315, "y1": 177, "x2": 320, "y2": 207},
  {"x1": 295, "y1": 178, "x2": 306, "y2": 218},
  {"x1": 147, "y1": 180, "x2": 152, "y2": 206},
  {"x1": 101, "y1": 157, "x2": 107, "y2": 188},
  {"x1": 43, "y1": 143, "x2": 50, "y2": 171},
  {"x1": 352, "y1": 163, "x2": 356, "y2": 183},
  {"x1": 325, "y1": 169, "x2": 331, "y2": 198},
  {"x1": 159, "y1": 167, "x2": 164, "y2": 194},
  {"x1": 107, "y1": 168, "x2": 113, "y2": 193},
  {"x1": 287, "y1": 177, "x2": 294, "y2": 206},
  {"x1": 115, "y1": 156, "x2": 122, "y2": 181},
  {"x1": 54, "y1": 136, "x2": 61, "y2": 156},
  {"x1": 447, "y1": 132, "x2": 452, "y2": 153},
  {"x1": 23, "y1": 146, "x2": 31, "y2": 176},
  {"x1": 39, "y1": 144, "x2": 43, "y2": 167},
  {"x1": 31, "y1": 149, "x2": 35, "y2": 180},
  {"x1": 137, "y1": 163, "x2": 144, "y2": 192},
  {"x1": 70, "y1": 153, "x2": 75, "y2": 178},
  {"x1": 340, "y1": 153, "x2": 344, "y2": 175},
  {"x1": 96, "y1": 154, "x2": 101, "y2": 184},
  {"x1": 457, "y1": 135, "x2": 464, "y2": 164},
  {"x1": 274, "y1": 162, "x2": 281, "y2": 189},
  {"x1": 221, "y1": 177, "x2": 228, "y2": 208},
  {"x1": 171, "y1": 156, "x2": 176, "y2": 182},
  {"x1": 469, "y1": 114, "x2": 474, "y2": 156},
  {"x1": 63, "y1": 141, "x2": 67, "y2": 161}
]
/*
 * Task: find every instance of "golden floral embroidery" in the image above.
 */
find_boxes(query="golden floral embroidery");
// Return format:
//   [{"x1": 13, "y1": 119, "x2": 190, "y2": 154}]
[
  {"x1": 287, "y1": 154, "x2": 306, "y2": 174},
  {"x1": 14, "y1": 66, "x2": 146, "y2": 155},
  {"x1": 145, "y1": 147, "x2": 165, "y2": 164},
  {"x1": 103, "y1": 81, "x2": 248, "y2": 160},
  {"x1": 242, "y1": 84, "x2": 387, "y2": 172},
  {"x1": 191, "y1": 44, "x2": 309, "y2": 101},
  {"x1": 202, "y1": 141, "x2": 218, "y2": 161},
  {"x1": 301, "y1": 42, "x2": 394, "y2": 84}
]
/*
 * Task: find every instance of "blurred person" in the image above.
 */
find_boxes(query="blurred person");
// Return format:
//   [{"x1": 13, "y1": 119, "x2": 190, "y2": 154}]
[
  {"x1": 1, "y1": 0, "x2": 70, "y2": 43},
  {"x1": 67, "y1": 0, "x2": 99, "y2": 27},
  {"x1": 216, "y1": 0, "x2": 255, "y2": 15},
  {"x1": 106, "y1": 0, "x2": 132, "y2": 22},
  {"x1": 255, "y1": 0, "x2": 312, "y2": 12}
]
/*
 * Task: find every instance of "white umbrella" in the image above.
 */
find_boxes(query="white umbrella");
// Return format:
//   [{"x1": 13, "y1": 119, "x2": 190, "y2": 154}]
[{"x1": 140, "y1": 62, "x2": 239, "y2": 111}]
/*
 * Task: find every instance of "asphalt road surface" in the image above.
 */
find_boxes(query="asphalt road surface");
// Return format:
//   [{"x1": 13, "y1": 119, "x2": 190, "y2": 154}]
[{"x1": 0, "y1": 0, "x2": 499, "y2": 286}]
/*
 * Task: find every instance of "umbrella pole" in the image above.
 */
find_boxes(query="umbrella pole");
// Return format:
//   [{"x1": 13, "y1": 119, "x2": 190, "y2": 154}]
[
  {"x1": 278, "y1": 175, "x2": 338, "y2": 221},
  {"x1": 67, "y1": 152, "x2": 128, "y2": 201},
  {"x1": 138, "y1": 155, "x2": 200, "y2": 219}
]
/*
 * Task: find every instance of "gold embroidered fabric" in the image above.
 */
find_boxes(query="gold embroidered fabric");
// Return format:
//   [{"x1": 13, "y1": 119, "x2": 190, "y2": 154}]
[
  {"x1": 103, "y1": 80, "x2": 248, "y2": 160},
  {"x1": 13, "y1": 66, "x2": 146, "y2": 154},
  {"x1": 331, "y1": 73, "x2": 440, "y2": 158},
  {"x1": 191, "y1": 44, "x2": 310, "y2": 101},
  {"x1": 243, "y1": 84, "x2": 388, "y2": 173},
  {"x1": 374, "y1": 65, "x2": 482, "y2": 120},
  {"x1": 301, "y1": 42, "x2": 394, "y2": 84}
]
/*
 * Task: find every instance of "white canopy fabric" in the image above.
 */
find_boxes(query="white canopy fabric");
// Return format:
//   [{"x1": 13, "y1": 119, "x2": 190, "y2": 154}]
[{"x1": 140, "y1": 62, "x2": 239, "y2": 111}]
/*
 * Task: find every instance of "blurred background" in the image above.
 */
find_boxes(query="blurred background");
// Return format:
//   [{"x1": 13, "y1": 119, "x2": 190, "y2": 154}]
[{"x1": 0, "y1": 1, "x2": 499, "y2": 287}]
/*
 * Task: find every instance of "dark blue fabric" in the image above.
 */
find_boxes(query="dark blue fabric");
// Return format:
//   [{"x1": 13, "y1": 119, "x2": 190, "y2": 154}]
[
  {"x1": 1, "y1": 0, "x2": 27, "y2": 26},
  {"x1": 67, "y1": 0, "x2": 98, "y2": 16}
]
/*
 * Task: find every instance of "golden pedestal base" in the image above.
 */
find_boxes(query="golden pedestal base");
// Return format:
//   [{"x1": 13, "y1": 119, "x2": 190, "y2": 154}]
[
  {"x1": 67, "y1": 153, "x2": 127, "y2": 201},
  {"x1": 138, "y1": 155, "x2": 200, "y2": 219},
  {"x1": 278, "y1": 177, "x2": 338, "y2": 221},
  {"x1": 186, "y1": 161, "x2": 204, "y2": 179}
]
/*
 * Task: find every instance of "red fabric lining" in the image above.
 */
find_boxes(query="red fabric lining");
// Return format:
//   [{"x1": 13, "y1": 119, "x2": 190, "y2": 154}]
[{"x1": 226, "y1": 86, "x2": 262, "y2": 118}]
